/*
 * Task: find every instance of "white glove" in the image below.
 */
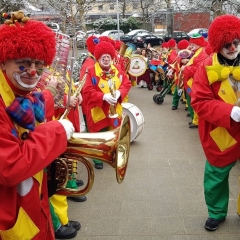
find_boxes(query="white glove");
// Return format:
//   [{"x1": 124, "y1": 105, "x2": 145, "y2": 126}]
[
  {"x1": 177, "y1": 89, "x2": 183, "y2": 96},
  {"x1": 230, "y1": 106, "x2": 240, "y2": 122},
  {"x1": 115, "y1": 90, "x2": 121, "y2": 100},
  {"x1": 103, "y1": 93, "x2": 117, "y2": 104},
  {"x1": 58, "y1": 119, "x2": 75, "y2": 140}
]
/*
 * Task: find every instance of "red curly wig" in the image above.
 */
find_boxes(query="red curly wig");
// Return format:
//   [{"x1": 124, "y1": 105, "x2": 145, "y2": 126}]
[
  {"x1": 0, "y1": 21, "x2": 56, "y2": 65},
  {"x1": 208, "y1": 15, "x2": 240, "y2": 53},
  {"x1": 86, "y1": 35, "x2": 100, "y2": 55},
  {"x1": 94, "y1": 41, "x2": 116, "y2": 60}
]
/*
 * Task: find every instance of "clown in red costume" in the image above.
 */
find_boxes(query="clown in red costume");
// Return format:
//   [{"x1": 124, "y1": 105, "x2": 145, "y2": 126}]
[
  {"x1": 191, "y1": 14, "x2": 240, "y2": 231},
  {"x1": 0, "y1": 11, "x2": 75, "y2": 240},
  {"x1": 171, "y1": 39, "x2": 191, "y2": 110},
  {"x1": 82, "y1": 41, "x2": 131, "y2": 169},
  {"x1": 182, "y1": 33, "x2": 208, "y2": 128}
]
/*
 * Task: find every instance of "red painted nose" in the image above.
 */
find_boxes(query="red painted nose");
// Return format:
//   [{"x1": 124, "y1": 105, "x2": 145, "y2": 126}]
[{"x1": 30, "y1": 70, "x2": 37, "y2": 76}]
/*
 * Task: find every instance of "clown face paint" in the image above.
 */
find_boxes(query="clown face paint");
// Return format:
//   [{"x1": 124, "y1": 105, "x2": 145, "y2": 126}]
[
  {"x1": 99, "y1": 54, "x2": 112, "y2": 69},
  {"x1": 221, "y1": 39, "x2": 240, "y2": 60}
]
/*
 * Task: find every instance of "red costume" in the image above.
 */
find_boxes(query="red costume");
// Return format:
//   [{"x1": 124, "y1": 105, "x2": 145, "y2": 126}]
[
  {"x1": 82, "y1": 42, "x2": 131, "y2": 132},
  {"x1": 0, "y1": 14, "x2": 68, "y2": 239},
  {"x1": 192, "y1": 53, "x2": 240, "y2": 167}
]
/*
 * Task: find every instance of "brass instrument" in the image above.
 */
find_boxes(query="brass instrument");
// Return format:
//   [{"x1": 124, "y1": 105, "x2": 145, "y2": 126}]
[
  {"x1": 60, "y1": 69, "x2": 88, "y2": 120},
  {"x1": 108, "y1": 79, "x2": 118, "y2": 118},
  {"x1": 55, "y1": 114, "x2": 131, "y2": 196},
  {"x1": 177, "y1": 49, "x2": 192, "y2": 89}
]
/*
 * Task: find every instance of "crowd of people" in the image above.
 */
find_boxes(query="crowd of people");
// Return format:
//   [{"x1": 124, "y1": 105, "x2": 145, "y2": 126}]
[{"x1": 1, "y1": 9, "x2": 240, "y2": 240}]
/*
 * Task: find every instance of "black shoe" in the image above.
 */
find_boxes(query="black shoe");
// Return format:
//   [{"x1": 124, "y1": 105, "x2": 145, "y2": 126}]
[
  {"x1": 94, "y1": 162, "x2": 103, "y2": 169},
  {"x1": 182, "y1": 100, "x2": 186, "y2": 104},
  {"x1": 204, "y1": 218, "x2": 225, "y2": 231},
  {"x1": 76, "y1": 180, "x2": 84, "y2": 187},
  {"x1": 65, "y1": 220, "x2": 81, "y2": 231},
  {"x1": 55, "y1": 225, "x2": 77, "y2": 239},
  {"x1": 185, "y1": 107, "x2": 188, "y2": 111},
  {"x1": 172, "y1": 106, "x2": 178, "y2": 110},
  {"x1": 186, "y1": 113, "x2": 190, "y2": 117},
  {"x1": 68, "y1": 195, "x2": 87, "y2": 202},
  {"x1": 189, "y1": 123, "x2": 198, "y2": 129}
]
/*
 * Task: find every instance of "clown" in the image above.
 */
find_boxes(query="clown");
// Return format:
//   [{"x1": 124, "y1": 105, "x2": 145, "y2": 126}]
[
  {"x1": 191, "y1": 14, "x2": 240, "y2": 231},
  {"x1": 0, "y1": 11, "x2": 74, "y2": 240},
  {"x1": 182, "y1": 33, "x2": 208, "y2": 128},
  {"x1": 82, "y1": 41, "x2": 131, "y2": 169}
]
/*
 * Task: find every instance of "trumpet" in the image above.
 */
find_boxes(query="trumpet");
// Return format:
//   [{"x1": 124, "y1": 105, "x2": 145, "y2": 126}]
[{"x1": 108, "y1": 79, "x2": 118, "y2": 118}]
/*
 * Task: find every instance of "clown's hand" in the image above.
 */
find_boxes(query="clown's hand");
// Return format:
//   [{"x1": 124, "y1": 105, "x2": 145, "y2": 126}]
[
  {"x1": 230, "y1": 106, "x2": 240, "y2": 122},
  {"x1": 115, "y1": 90, "x2": 121, "y2": 100},
  {"x1": 58, "y1": 119, "x2": 75, "y2": 140},
  {"x1": 103, "y1": 93, "x2": 117, "y2": 104}
]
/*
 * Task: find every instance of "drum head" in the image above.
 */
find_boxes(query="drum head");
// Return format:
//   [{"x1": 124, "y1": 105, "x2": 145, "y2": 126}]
[
  {"x1": 128, "y1": 55, "x2": 147, "y2": 77},
  {"x1": 122, "y1": 103, "x2": 145, "y2": 142}
]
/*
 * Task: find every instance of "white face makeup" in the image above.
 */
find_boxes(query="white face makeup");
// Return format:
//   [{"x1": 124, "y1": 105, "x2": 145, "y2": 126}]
[
  {"x1": 99, "y1": 54, "x2": 112, "y2": 68},
  {"x1": 13, "y1": 72, "x2": 40, "y2": 89},
  {"x1": 220, "y1": 39, "x2": 240, "y2": 60}
]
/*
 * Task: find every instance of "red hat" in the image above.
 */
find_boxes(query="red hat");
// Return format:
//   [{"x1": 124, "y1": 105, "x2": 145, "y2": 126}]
[
  {"x1": 161, "y1": 42, "x2": 168, "y2": 48},
  {"x1": 189, "y1": 34, "x2": 205, "y2": 47},
  {"x1": 167, "y1": 39, "x2": 176, "y2": 48},
  {"x1": 94, "y1": 41, "x2": 116, "y2": 60},
  {"x1": 86, "y1": 36, "x2": 100, "y2": 55},
  {"x1": 208, "y1": 14, "x2": 240, "y2": 53},
  {"x1": 115, "y1": 40, "x2": 123, "y2": 51},
  {"x1": 0, "y1": 16, "x2": 56, "y2": 65},
  {"x1": 99, "y1": 36, "x2": 111, "y2": 43},
  {"x1": 177, "y1": 40, "x2": 189, "y2": 50}
]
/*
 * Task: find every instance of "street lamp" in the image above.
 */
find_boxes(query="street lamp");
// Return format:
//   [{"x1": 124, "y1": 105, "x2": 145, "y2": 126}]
[{"x1": 116, "y1": 0, "x2": 120, "y2": 40}]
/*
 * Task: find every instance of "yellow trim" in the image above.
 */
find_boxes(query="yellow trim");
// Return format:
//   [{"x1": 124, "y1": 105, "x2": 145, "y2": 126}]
[
  {"x1": 0, "y1": 70, "x2": 43, "y2": 193},
  {"x1": 187, "y1": 47, "x2": 203, "y2": 66},
  {"x1": 210, "y1": 126, "x2": 237, "y2": 151},
  {"x1": 0, "y1": 207, "x2": 40, "y2": 240}
]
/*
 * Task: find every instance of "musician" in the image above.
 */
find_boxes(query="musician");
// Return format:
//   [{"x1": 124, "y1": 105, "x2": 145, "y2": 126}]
[
  {"x1": 166, "y1": 39, "x2": 178, "y2": 65},
  {"x1": 137, "y1": 49, "x2": 152, "y2": 88},
  {"x1": 191, "y1": 14, "x2": 240, "y2": 231},
  {"x1": 49, "y1": 82, "x2": 86, "y2": 239},
  {"x1": 82, "y1": 41, "x2": 131, "y2": 169},
  {"x1": 182, "y1": 33, "x2": 208, "y2": 128},
  {"x1": 171, "y1": 40, "x2": 190, "y2": 110},
  {"x1": 79, "y1": 36, "x2": 98, "y2": 123},
  {"x1": 0, "y1": 12, "x2": 75, "y2": 240}
]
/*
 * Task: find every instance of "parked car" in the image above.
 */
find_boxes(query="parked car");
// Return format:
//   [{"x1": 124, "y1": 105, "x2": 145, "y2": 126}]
[
  {"x1": 100, "y1": 30, "x2": 124, "y2": 40},
  {"x1": 132, "y1": 33, "x2": 163, "y2": 48},
  {"x1": 188, "y1": 28, "x2": 208, "y2": 38},
  {"x1": 46, "y1": 22, "x2": 60, "y2": 33},
  {"x1": 163, "y1": 31, "x2": 190, "y2": 43},
  {"x1": 120, "y1": 29, "x2": 151, "y2": 43}
]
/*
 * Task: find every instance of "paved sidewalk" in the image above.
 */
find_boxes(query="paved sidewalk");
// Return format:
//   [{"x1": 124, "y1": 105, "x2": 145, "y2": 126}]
[{"x1": 67, "y1": 86, "x2": 240, "y2": 240}]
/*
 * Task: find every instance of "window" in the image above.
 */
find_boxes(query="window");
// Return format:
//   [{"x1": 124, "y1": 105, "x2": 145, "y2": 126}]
[
  {"x1": 98, "y1": 5, "x2": 103, "y2": 10},
  {"x1": 110, "y1": 4, "x2": 114, "y2": 10}
]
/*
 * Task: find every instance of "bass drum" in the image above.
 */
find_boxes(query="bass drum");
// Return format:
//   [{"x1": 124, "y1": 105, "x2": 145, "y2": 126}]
[{"x1": 121, "y1": 103, "x2": 145, "y2": 142}]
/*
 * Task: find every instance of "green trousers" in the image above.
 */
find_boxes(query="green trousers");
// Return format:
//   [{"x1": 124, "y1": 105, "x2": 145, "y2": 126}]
[
  {"x1": 49, "y1": 200, "x2": 61, "y2": 231},
  {"x1": 172, "y1": 86, "x2": 181, "y2": 107},
  {"x1": 204, "y1": 160, "x2": 236, "y2": 220},
  {"x1": 186, "y1": 93, "x2": 194, "y2": 120}
]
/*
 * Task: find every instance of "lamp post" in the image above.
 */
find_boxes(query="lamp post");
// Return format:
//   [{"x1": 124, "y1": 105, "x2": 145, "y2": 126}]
[{"x1": 116, "y1": 0, "x2": 120, "y2": 40}]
